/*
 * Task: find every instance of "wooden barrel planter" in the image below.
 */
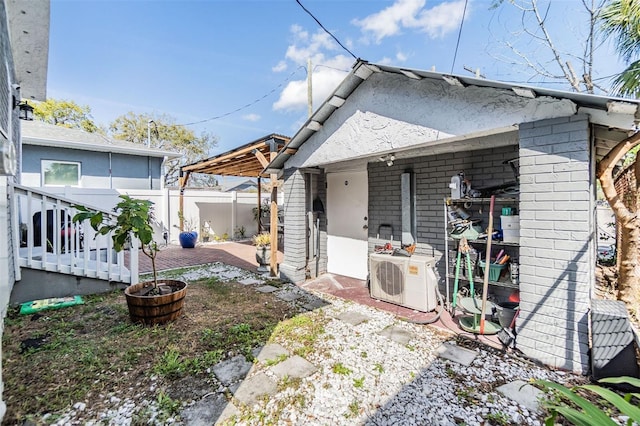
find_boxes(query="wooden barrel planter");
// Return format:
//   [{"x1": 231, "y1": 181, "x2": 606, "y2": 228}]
[{"x1": 124, "y1": 279, "x2": 188, "y2": 325}]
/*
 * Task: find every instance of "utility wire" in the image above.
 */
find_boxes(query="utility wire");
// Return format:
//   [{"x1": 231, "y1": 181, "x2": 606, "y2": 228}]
[
  {"x1": 176, "y1": 66, "x2": 306, "y2": 127},
  {"x1": 295, "y1": 0, "x2": 358, "y2": 60},
  {"x1": 450, "y1": 0, "x2": 469, "y2": 74}
]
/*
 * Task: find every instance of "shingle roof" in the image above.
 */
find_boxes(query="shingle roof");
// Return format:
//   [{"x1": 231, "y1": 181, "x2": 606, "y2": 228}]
[{"x1": 21, "y1": 120, "x2": 180, "y2": 158}]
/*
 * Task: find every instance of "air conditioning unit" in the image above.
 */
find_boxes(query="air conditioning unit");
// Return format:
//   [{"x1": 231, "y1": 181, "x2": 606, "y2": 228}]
[{"x1": 369, "y1": 253, "x2": 438, "y2": 312}]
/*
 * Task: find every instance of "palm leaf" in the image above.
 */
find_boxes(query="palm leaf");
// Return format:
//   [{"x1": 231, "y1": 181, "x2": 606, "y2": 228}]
[{"x1": 535, "y1": 380, "x2": 617, "y2": 425}]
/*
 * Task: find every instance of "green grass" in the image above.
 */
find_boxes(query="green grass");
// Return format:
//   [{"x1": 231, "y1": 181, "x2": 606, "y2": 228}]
[
  {"x1": 353, "y1": 376, "x2": 365, "y2": 388},
  {"x1": 332, "y1": 362, "x2": 352, "y2": 375},
  {"x1": 270, "y1": 312, "x2": 327, "y2": 357}
]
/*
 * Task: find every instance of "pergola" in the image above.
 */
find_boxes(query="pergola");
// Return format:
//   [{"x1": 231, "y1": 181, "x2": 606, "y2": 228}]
[{"x1": 179, "y1": 134, "x2": 292, "y2": 276}]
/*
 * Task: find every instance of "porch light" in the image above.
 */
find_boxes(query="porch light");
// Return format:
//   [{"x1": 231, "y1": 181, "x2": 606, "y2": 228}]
[
  {"x1": 16, "y1": 100, "x2": 34, "y2": 121},
  {"x1": 379, "y1": 153, "x2": 395, "y2": 167}
]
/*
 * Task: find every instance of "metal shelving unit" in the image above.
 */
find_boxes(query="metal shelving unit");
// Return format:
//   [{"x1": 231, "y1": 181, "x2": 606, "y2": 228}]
[{"x1": 444, "y1": 197, "x2": 520, "y2": 309}]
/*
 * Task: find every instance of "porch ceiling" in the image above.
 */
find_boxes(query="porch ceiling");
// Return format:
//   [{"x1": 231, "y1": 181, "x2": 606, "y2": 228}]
[{"x1": 181, "y1": 134, "x2": 290, "y2": 178}]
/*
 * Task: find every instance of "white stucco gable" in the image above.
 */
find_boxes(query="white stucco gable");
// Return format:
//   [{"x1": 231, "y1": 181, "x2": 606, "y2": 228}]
[{"x1": 286, "y1": 72, "x2": 578, "y2": 170}]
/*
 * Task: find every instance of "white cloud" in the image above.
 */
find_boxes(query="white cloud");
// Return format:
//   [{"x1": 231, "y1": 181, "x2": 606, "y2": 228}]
[
  {"x1": 273, "y1": 26, "x2": 353, "y2": 112},
  {"x1": 352, "y1": 0, "x2": 467, "y2": 43},
  {"x1": 242, "y1": 113, "x2": 261, "y2": 122},
  {"x1": 396, "y1": 51, "x2": 408, "y2": 62},
  {"x1": 379, "y1": 56, "x2": 394, "y2": 65},
  {"x1": 272, "y1": 61, "x2": 287, "y2": 72}
]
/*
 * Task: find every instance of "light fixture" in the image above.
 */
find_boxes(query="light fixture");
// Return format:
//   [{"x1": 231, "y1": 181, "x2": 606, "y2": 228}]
[
  {"x1": 379, "y1": 153, "x2": 395, "y2": 167},
  {"x1": 15, "y1": 100, "x2": 34, "y2": 121}
]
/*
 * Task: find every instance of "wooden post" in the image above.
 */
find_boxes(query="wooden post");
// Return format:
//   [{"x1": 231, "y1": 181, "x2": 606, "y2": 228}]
[
  {"x1": 269, "y1": 151, "x2": 278, "y2": 276},
  {"x1": 178, "y1": 171, "x2": 190, "y2": 232},
  {"x1": 257, "y1": 176, "x2": 262, "y2": 234}
]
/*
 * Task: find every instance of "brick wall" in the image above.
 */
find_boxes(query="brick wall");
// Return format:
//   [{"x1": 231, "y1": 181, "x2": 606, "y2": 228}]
[
  {"x1": 516, "y1": 115, "x2": 592, "y2": 373},
  {"x1": 368, "y1": 145, "x2": 518, "y2": 302},
  {"x1": 280, "y1": 168, "x2": 308, "y2": 283}
]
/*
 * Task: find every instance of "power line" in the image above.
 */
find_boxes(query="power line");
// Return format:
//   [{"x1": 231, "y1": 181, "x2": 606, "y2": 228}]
[
  {"x1": 450, "y1": 0, "x2": 469, "y2": 74},
  {"x1": 177, "y1": 66, "x2": 306, "y2": 127},
  {"x1": 295, "y1": 0, "x2": 358, "y2": 60}
]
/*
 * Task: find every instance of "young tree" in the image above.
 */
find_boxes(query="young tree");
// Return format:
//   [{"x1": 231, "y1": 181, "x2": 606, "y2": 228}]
[
  {"x1": 109, "y1": 112, "x2": 218, "y2": 187},
  {"x1": 599, "y1": 0, "x2": 640, "y2": 97},
  {"x1": 33, "y1": 98, "x2": 99, "y2": 133}
]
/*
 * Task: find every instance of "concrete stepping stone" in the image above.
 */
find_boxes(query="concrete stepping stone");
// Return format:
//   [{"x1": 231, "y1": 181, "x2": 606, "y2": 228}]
[
  {"x1": 378, "y1": 325, "x2": 414, "y2": 345},
  {"x1": 496, "y1": 380, "x2": 543, "y2": 413},
  {"x1": 219, "y1": 270, "x2": 243, "y2": 280},
  {"x1": 238, "y1": 278, "x2": 263, "y2": 286},
  {"x1": 277, "y1": 291, "x2": 302, "y2": 302},
  {"x1": 337, "y1": 311, "x2": 370, "y2": 326},
  {"x1": 253, "y1": 343, "x2": 290, "y2": 364},
  {"x1": 270, "y1": 355, "x2": 317, "y2": 379},
  {"x1": 436, "y1": 342, "x2": 477, "y2": 367},
  {"x1": 303, "y1": 297, "x2": 329, "y2": 311},
  {"x1": 212, "y1": 355, "x2": 253, "y2": 386},
  {"x1": 256, "y1": 285, "x2": 279, "y2": 293},
  {"x1": 233, "y1": 372, "x2": 278, "y2": 406},
  {"x1": 179, "y1": 394, "x2": 238, "y2": 426}
]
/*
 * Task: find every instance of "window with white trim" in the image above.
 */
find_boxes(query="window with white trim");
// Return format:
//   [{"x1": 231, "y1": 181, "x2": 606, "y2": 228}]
[{"x1": 41, "y1": 160, "x2": 81, "y2": 186}]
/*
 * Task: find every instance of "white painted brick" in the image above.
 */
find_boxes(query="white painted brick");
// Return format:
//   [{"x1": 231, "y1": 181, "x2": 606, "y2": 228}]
[
  {"x1": 570, "y1": 191, "x2": 591, "y2": 201},
  {"x1": 552, "y1": 121, "x2": 589, "y2": 134},
  {"x1": 535, "y1": 171, "x2": 572, "y2": 183},
  {"x1": 553, "y1": 181, "x2": 588, "y2": 192},
  {"x1": 570, "y1": 210, "x2": 591, "y2": 222},
  {"x1": 534, "y1": 248, "x2": 575, "y2": 261},
  {"x1": 535, "y1": 154, "x2": 576, "y2": 165},
  {"x1": 521, "y1": 183, "x2": 554, "y2": 193},
  {"x1": 570, "y1": 170, "x2": 590, "y2": 182},
  {"x1": 520, "y1": 219, "x2": 554, "y2": 230},
  {"x1": 554, "y1": 161, "x2": 588, "y2": 172},
  {"x1": 536, "y1": 229, "x2": 571, "y2": 240},
  {"x1": 535, "y1": 192, "x2": 573, "y2": 201},
  {"x1": 519, "y1": 237, "x2": 550, "y2": 249},
  {"x1": 532, "y1": 131, "x2": 572, "y2": 146},
  {"x1": 520, "y1": 125, "x2": 553, "y2": 138},
  {"x1": 554, "y1": 201, "x2": 590, "y2": 212},
  {"x1": 554, "y1": 239, "x2": 589, "y2": 252}
]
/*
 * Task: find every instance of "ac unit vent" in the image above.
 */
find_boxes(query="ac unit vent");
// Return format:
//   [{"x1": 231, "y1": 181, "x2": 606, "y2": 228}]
[{"x1": 369, "y1": 253, "x2": 438, "y2": 313}]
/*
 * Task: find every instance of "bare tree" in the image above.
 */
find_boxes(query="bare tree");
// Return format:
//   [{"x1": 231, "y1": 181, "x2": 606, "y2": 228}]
[{"x1": 490, "y1": 0, "x2": 608, "y2": 93}]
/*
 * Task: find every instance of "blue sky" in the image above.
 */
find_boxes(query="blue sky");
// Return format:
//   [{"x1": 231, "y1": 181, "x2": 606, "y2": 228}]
[{"x1": 47, "y1": 0, "x2": 625, "y2": 155}]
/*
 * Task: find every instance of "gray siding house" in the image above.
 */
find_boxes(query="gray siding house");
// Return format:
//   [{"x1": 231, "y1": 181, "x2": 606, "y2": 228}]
[
  {"x1": 268, "y1": 60, "x2": 640, "y2": 374},
  {"x1": 20, "y1": 119, "x2": 178, "y2": 191}
]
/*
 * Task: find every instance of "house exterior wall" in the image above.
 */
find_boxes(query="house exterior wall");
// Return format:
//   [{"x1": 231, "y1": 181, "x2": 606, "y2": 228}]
[
  {"x1": 0, "y1": 0, "x2": 19, "y2": 419},
  {"x1": 368, "y1": 144, "x2": 518, "y2": 303},
  {"x1": 516, "y1": 114, "x2": 592, "y2": 373},
  {"x1": 280, "y1": 168, "x2": 308, "y2": 283},
  {"x1": 21, "y1": 145, "x2": 163, "y2": 189}
]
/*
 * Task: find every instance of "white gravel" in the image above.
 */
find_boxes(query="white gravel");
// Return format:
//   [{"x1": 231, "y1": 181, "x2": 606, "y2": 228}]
[{"x1": 42, "y1": 265, "x2": 589, "y2": 425}]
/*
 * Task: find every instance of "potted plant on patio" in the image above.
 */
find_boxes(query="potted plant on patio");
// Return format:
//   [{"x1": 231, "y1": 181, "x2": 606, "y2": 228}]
[
  {"x1": 253, "y1": 232, "x2": 271, "y2": 271},
  {"x1": 73, "y1": 195, "x2": 187, "y2": 325},
  {"x1": 177, "y1": 211, "x2": 198, "y2": 248}
]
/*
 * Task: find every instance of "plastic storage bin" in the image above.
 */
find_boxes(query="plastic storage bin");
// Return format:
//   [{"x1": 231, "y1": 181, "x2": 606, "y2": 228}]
[
  {"x1": 479, "y1": 260, "x2": 507, "y2": 281},
  {"x1": 500, "y1": 215, "x2": 519, "y2": 243}
]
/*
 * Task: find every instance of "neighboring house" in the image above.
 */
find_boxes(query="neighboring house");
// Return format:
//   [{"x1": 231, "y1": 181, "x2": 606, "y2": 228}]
[
  {"x1": 268, "y1": 60, "x2": 640, "y2": 374},
  {"x1": 1, "y1": 0, "x2": 49, "y2": 420},
  {"x1": 222, "y1": 178, "x2": 259, "y2": 192},
  {"x1": 21, "y1": 119, "x2": 179, "y2": 192}
]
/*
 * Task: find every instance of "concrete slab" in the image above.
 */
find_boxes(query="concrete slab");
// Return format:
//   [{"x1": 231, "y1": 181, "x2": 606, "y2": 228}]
[
  {"x1": 337, "y1": 311, "x2": 370, "y2": 326},
  {"x1": 233, "y1": 372, "x2": 278, "y2": 407},
  {"x1": 253, "y1": 343, "x2": 290, "y2": 364},
  {"x1": 270, "y1": 355, "x2": 317, "y2": 379},
  {"x1": 497, "y1": 380, "x2": 543, "y2": 413},
  {"x1": 436, "y1": 343, "x2": 477, "y2": 367},
  {"x1": 179, "y1": 394, "x2": 238, "y2": 426},
  {"x1": 276, "y1": 291, "x2": 302, "y2": 302},
  {"x1": 212, "y1": 355, "x2": 253, "y2": 386},
  {"x1": 302, "y1": 297, "x2": 329, "y2": 311},
  {"x1": 238, "y1": 278, "x2": 263, "y2": 286},
  {"x1": 219, "y1": 270, "x2": 244, "y2": 281},
  {"x1": 378, "y1": 325, "x2": 415, "y2": 345},
  {"x1": 256, "y1": 285, "x2": 279, "y2": 293}
]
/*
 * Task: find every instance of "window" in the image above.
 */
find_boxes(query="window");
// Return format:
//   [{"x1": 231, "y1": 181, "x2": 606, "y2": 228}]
[{"x1": 42, "y1": 160, "x2": 81, "y2": 186}]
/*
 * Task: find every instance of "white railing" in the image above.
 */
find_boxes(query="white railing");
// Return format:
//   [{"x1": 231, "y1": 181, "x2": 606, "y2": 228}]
[{"x1": 10, "y1": 183, "x2": 138, "y2": 284}]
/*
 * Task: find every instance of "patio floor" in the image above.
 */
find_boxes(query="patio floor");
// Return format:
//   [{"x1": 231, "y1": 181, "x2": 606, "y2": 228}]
[{"x1": 145, "y1": 241, "x2": 502, "y2": 348}]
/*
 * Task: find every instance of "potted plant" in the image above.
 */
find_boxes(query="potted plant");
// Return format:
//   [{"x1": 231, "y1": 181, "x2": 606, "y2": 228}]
[
  {"x1": 253, "y1": 232, "x2": 271, "y2": 271},
  {"x1": 73, "y1": 195, "x2": 187, "y2": 325},
  {"x1": 201, "y1": 221, "x2": 213, "y2": 243},
  {"x1": 177, "y1": 211, "x2": 198, "y2": 248}
]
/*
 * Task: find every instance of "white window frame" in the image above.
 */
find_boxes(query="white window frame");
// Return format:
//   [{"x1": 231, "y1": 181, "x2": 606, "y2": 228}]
[{"x1": 41, "y1": 160, "x2": 82, "y2": 187}]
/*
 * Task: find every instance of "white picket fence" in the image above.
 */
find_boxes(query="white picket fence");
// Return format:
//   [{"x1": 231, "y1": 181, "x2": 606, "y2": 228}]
[{"x1": 10, "y1": 182, "x2": 138, "y2": 284}]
